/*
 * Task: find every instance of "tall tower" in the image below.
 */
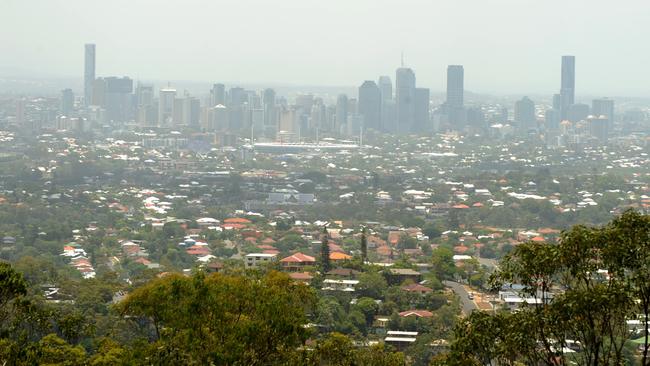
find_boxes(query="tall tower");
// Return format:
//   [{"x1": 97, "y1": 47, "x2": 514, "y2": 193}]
[
  {"x1": 358, "y1": 81, "x2": 381, "y2": 131},
  {"x1": 560, "y1": 55, "x2": 575, "y2": 119},
  {"x1": 446, "y1": 65, "x2": 464, "y2": 108},
  {"x1": 84, "y1": 44, "x2": 96, "y2": 107},
  {"x1": 395, "y1": 67, "x2": 416, "y2": 134},
  {"x1": 158, "y1": 88, "x2": 177, "y2": 126},
  {"x1": 446, "y1": 65, "x2": 464, "y2": 128}
]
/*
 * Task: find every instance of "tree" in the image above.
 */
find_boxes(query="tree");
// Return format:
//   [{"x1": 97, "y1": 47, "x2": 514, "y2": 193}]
[
  {"x1": 357, "y1": 271, "x2": 388, "y2": 299},
  {"x1": 0, "y1": 262, "x2": 27, "y2": 329},
  {"x1": 440, "y1": 211, "x2": 650, "y2": 365},
  {"x1": 320, "y1": 227, "x2": 331, "y2": 273},
  {"x1": 117, "y1": 271, "x2": 317, "y2": 365},
  {"x1": 360, "y1": 227, "x2": 368, "y2": 262},
  {"x1": 430, "y1": 247, "x2": 456, "y2": 280}
]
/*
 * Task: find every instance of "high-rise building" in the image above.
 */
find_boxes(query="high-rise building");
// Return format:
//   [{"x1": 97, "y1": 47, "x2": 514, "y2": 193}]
[
  {"x1": 592, "y1": 98, "x2": 615, "y2": 124},
  {"x1": 587, "y1": 115, "x2": 609, "y2": 143},
  {"x1": 84, "y1": 44, "x2": 96, "y2": 107},
  {"x1": 560, "y1": 55, "x2": 575, "y2": 119},
  {"x1": 568, "y1": 103, "x2": 590, "y2": 122},
  {"x1": 336, "y1": 94, "x2": 348, "y2": 134},
  {"x1": 211, "y1": 84, "x2": 226, "y2": 106},
  {"x1": 136, "y1": 83, "x2": 155, "y2": 126},
  {"x1": 514, "y1": 96, "x2": 536, "y2": 131},
  {"x1": 158, "y1": 88, "x2": 177, "y2": 126},
  {"x1": 60, "y1": 89, "x2": 74, "y2": 116},
  {"x1": 181, "y1": 95, "x2": 200, "y2": 127},
  {"x1": 446, "y1": 65, "x2": 465, "y2": 128},
  {"x1": 396, "y1": 67, "x2": 416, "y2": 134},
  {"x1": 358, "y1": 81, "x2": 381, "y2": 131},
  {"x1": 378, "y1": 76, "x2": 394, "y2": 132},
  {"x1": 545, "y1": 108, "x2": 561, "y2": 131},
  {"x1": 378, "y1": 76, "x2": 392, "y2": 101},
  {"x1": 263, "y1": 88, "x2": 277, "y2": 136},
  {"x1": 414, "y1": 88, "x2": 430, "y2": 133},
  {"x1": 102, "y1": 77, "x2": 133, "y2": 122}
]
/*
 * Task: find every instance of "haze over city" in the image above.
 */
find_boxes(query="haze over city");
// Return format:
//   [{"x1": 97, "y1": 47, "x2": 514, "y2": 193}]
[
  {"x1": 1, "y1": 1, "x2": 650, "y2": 365},
  {"x1": 2, "y1": 0, "x2": 650, "y2": 96}
]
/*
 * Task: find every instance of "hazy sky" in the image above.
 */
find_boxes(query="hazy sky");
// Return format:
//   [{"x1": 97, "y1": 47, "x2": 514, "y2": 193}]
[{"x1": 2, "y1": 0, "x2": 649, "y2": 96}]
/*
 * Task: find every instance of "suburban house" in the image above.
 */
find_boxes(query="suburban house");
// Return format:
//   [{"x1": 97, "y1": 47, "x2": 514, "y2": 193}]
[
  {"x1": 322, "y1": 279, "x2": 359, "y2": 292},
  {"x1": 280, "y1": 252, "x2": 316, "y2": 271},
  {"x1": 245, "y1": 253, "x2": 277, "y2": 268}
]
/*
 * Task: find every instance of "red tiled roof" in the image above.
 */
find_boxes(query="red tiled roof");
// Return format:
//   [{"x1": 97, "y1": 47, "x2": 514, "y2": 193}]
[
  {"x1": 401, "y1": 283, "x2": 433, "y2": 293},
  {"x1": 280, "y1": 252, "x2": 316, "y2": 263},
  {"x1": 223, "y1": 217, "x2": 252, "y2": 224}
]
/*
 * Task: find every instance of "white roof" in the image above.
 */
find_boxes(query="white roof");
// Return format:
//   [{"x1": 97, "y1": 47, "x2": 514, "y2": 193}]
[{"x1": 385, "y1": 337, "x2": 417, "y2": 342}]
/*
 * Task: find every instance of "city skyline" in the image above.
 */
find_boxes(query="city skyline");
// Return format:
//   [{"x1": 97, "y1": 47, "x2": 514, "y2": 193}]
[{"x1": 2, "y1": 0, "x2": 650, "y2": 96}]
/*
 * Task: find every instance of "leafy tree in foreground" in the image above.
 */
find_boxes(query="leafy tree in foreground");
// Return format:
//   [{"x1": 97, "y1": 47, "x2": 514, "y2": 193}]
[
  {"x1": 117, "y1": 270, "x2": 317, "y2": 365},
  {"x1": 437, "y1": 210, "x2": 650, "y2": 366}
]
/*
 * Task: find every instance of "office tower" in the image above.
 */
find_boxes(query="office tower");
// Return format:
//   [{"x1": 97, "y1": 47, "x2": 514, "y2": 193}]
[
  {"x1": 378, "y1": 76, "x2": 394, "y2": 132},
  {"x1": 587, "y1": 115, "x2": 609, "y2": 143},
  {"x1": 378, "y1": 76, "x2": 392, "y2": 101},
  {"x1": 560, "y1": 55, "x2": 575, "y2": 119},
  {"x1": 183, "y1": 97, "x2": 200, "y2": 127},
  {"x1": 552, "y1": 94, "x2": 562, "y2": 111},
  {"x1": 592, "y1": 98, "x2": 615, "y2": 123},
  {"x1": 84, "y1": 44, "x2": 96, "y2": 107},
  {"x1": 466, "y1": 106, "x2": 485, "y2": 132},
  {"x1": 60, "y1": 89, "x2": 74, "y2": 116},
  {"x1": 414, "y1": 88, "x2": 430, "y2": 133},
  {"x1": 396, "y1": 67, "x2": 416, "y2": 134},
  {"x1": 358, "y1": 81, "x2": 381, "y2": 131},
  {"x1": 211, "y1": 84, "x2": 226, "y2": 106},
  {"x1": 136, "y1": 83, "x2": 155, "y2": 126},
  {"x1": 568, "y1": 103, "x2": 590, "y2": 122},
  {"x1": 159, "y1": 88, "x2": 176, "y2": 126},
  {"x1": 229, "y1": 87, "x2": 246, "y2": 106},
  {"x1": 295, "y1": 94, "x2": 314, "y2": 112},
  {"x1": 446, "y1": 65, "x2": 465, "y2": 129},
  {"x1": 263, "y1": 88, "x2": 277, "y2": 136},
  {"x1": 336, "y1": 94, "x2": 348, "y2": 134},
  {"x1": 98, "y1": 77, "x2": 133, "y2": 122},
  {"x1": 204, "y1": 104, "x2": 228, "y2": 132},
  {"x1": 514, "y1": 96, "x2": 536, "y2": 130},
  {"x1": 545, "y1": 108, "x2": 561, "y2": 131}
]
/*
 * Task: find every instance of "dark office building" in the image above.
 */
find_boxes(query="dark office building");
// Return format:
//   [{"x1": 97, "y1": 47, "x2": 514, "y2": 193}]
[{"x1": 358, "y1": 81, "x2": 381, "y2": 131}]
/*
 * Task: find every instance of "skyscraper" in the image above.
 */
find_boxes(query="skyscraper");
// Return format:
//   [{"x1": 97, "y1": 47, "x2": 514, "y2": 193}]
[
  {"x1": 395, "y1": 67, "x2": 416, "y2": 134},
  {"x1": 136, "y1": 83, "x2": 155, "y2": 126},
  {"x1": 159, "y1": 88, "x2": 177, "y2": 126},
  {"x1": 560, "y1": 55, "x2": 575, "y2": 119},
  {"x1": 84, "y1": 44, "x2": 96, "y2": 107},
  {"x1": 592, "y1": 98, "x2": 615, "y2": 123},
  {"x1": 211, "y1": 84, "x2": 226, "y2": 106},
  {"x1": 263, "y1": 88, "x2": 277, "y2": 136},
  {"x1": 446, "y1": 65, "x2": 464, "y2": 128},
  {"x1": 336, "y1": 94, "x2": 348, "y2": 134},
  {"x1": 378, "y1": 76, "x2": 394, "y2": 132},
  {"x1": 414, "y1": 88, "x2": 430, "y2": 133},
  {"x1": 514, "y1": 96, "x2": 536, "y2": 131},
  {"x1": 358, "y1": 81, "x2": 381, "y2": 131},
  {"x1": 378, "y1": 76, "x2": 392, "y2": 101},
  {"x1": 60, "y1": 89, "x2": 74, "y2": 116}
]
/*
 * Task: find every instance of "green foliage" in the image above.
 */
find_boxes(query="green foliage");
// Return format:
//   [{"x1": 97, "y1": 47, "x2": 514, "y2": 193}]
[
  {"x1": 117, "y1": 271, "x2": 317, "y2": 364},
  {"x1": 441, "y1": 211, "x2": 650, "y2": 365},
  {"x1": 320, "y1": 227, "x2": 331, "y2": 273}
]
